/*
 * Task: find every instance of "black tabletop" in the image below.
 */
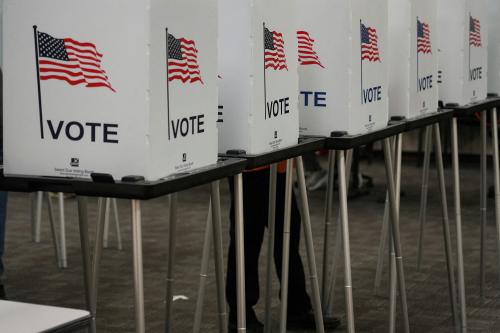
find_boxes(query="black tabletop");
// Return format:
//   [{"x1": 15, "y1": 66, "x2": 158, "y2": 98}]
[
  {"x1": 0, "y1": 158, "x2": 247, "y2": 200},
  {"x1": 404, "y1": 109, "x2": 455, "y2": 132},
  {"x1": 221, "y1": 137, "x2": 325, "y2": 169},
  {"x1": 322, "y1": 121, "x2": 407, "y2": 150},
  {"x1": 449, "y1": 96, "x2": 500, "y2": 117}
]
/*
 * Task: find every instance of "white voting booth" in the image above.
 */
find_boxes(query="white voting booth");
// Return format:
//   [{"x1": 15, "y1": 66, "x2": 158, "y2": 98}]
[
  {"x1": 3, "y1": 0, "x2": 218, "y2": 181},
  {"x1": 488, "y1": 0, "x2": 500, "y2": 95},
  {"x1": 297, "y1": 0, "x2": 389, "y2": 136},
  {"x1": 437, "y1": 0, "x2": 488, "y2": 106},
  {"x1": 388, "y1": 0, "x2": 439, "y2": 119},
  {"x1": 217, "y1": 0, "x2": 299, "y2": 154}
]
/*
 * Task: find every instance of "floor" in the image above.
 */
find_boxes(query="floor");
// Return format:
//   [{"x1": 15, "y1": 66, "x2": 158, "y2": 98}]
[{"x1": 3, "y1": 155, "x2": 500, "y2": 332}]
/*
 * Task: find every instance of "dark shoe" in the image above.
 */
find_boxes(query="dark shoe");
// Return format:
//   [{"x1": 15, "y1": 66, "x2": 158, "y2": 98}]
[
  {"x1": 287, "y1": 312, "x2": 341, "y2": 331},
  {"x1": 0, "y1": 282, "x2": 6, "y2": 300},
  {"x1": 228, "y1": 308, "x2": 264, "y2": 333}
]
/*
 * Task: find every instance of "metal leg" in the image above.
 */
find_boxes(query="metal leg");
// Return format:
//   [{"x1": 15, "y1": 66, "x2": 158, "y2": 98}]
[
  {"x1": 76, "y1": 197, "x2": 95, "y2": 333},
  {"x1": 376, "y1": 135, "x2": 399, "y2": 298},
  {"x1": 417, "y1": 126, "x2": 433, "y2": 271},
  {"x1": 103, "y1": 198, "x2": 111, "y2": 249},
  {"x1": 451, "y1": 117, "x2": 467, "y2": 332},
  {"x1": 480, "y1": 112, "x2": 488, "y2": 299},
  {"x1": 433, "y1": 123, "x2": 460, "y2": 328},
  {"x1": 336, "y1": 151, "x2": 355, "y2": 333},
  {"x1": 46, "y1": 192, "x2": 61, "y2": 268},
  {"x1": 211, "y1": 181, "x2": 228, "y2": 333},
  {"x1": 112, "y1": 199, "x2": 123, "y2": 251},
  {"x1": 295, "y1": 156, "x2": 325, "y2": 333},
  {"x1": 491, "y1": 108, "x2": 500, "y2": 291},
  {"x1": 193, "y1": 202, "x2": 212, "y2": 333},
  {"x1": 374, "y1": 192, "x2": 390, "y2": 294},
  {"x1": 322, "y1": 151, "x2": 336, "y2": 307},
  {"x1": 279, "y1": 159, "x2": 294, "y2": 333},
  {"x1": 32, "y1": 191, "x2": 43, "y2": 243},
  {"x1": 382, "y1": 138, "x2": 410, "y2": 333},
  {"x1": 234, "y1": 173, "x2": 246, "y2": 332},
  {"x1": 130, "y1": 199, "x2": 146, "y2": 333},
  {"x1": 326, "y1": 149, "x2": 353, "y2": 314},
  {"x1": 264, "y1": 164, "x2": 278, "y2": 333},
  {"x1": 165, "y1": 194, "x2": 178, "y2": 333},
  {"x1": 90, "y1": 198, "x2": 107, "y2": 331},
  {"x1": 388, "y1": 134, "x2": 403, "y2": 333},
  {"x1": 58, "y1": 193, "x2": 67, "y2": 268}
]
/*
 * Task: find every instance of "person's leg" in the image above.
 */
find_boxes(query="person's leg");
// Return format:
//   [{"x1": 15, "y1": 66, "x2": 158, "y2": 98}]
[
  {"x1": 226, "y1": 170, "x2": 269, "y2": 327},
  {"x1": 272, "y1": 172, "x2": 312, "y2": 314},
  {"x1": 0, "y1": 191, "x2": 6, "y2": 279}
]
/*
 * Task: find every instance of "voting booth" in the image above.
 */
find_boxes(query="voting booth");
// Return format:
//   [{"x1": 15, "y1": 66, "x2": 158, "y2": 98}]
[
  {"x1": 488, "y1": 0, "x2": 500, "y2": 95},
  {"x1": 437, "y1": 0, "x2": 488, "y2": 106},
  {"x1": 217, "y1": 0, "x2": 299, "y2": 155},
  {"x1": 3, "y1": 0, "x2": 218, "y2": 181},
  {"x1": 297, "y1": 0, "x2": 389, "y2": 137},
  {"x1": 388, "y1": 0, "x2": 439, "y2": 119}
]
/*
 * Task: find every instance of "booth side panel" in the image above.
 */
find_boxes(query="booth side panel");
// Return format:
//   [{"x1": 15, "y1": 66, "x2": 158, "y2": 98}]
[
  {"x1": 217, "y1": 0, "x2": 252, "y2": 154},
  {"x1": 464, "y1": 0, "x2": 488, "y2": 103},
  {"x1": 488, "y1": 0, "x2": 500, "y2": 94},
  {"x1": 350, "y1": 0, "x2": 389, "y2": 135},
  {"x1": 388, "y1": 0, "x2": 411, "y2": 119},
  {"x1": 248, "y1": 0, "x2": 299, "y2": 154},
  {"x1": 410, "y1": 0, "x2": 439, "y2": 115},
  {"x1": 297, "y1": 0, "x2": 351, "y2": 137},
  {"x1": 148, "y1": 0, "x2": 218, "y2": 180},
  {"x1": 3, "y1": 0, "x2": 149, "y2": 180},
  {"x1": 438, "y1": 0, "x2": 466, "y2": 106}
]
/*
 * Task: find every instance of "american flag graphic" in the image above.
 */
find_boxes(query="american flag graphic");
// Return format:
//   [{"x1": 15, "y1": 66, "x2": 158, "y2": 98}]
[
  {"x1": 469, "y1": 15, "x2": 482, "y2": 47},
  {"x1": 297, "y1": 31, "x2": 324, "y2": 68},
  {"x1": 417, "y1": 19, "x2": 432, "y2": 54},
  {"x1": 167, "y1": 33, "x2": 203, "y2": 84},
  {"x1": 37, "y1": 31, "x2": 115, "y2": 92},
  {"x1": 264, "y1": 27, "x2": 288, "y2": 71},
  {"x1": 360, "y1": 23, "x2": 381, "y2": 62}
]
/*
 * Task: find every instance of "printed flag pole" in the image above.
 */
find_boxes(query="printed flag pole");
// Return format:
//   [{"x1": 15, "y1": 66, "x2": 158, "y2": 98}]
[
  {"x1": 469, "y1": 13, "x2": 471, "y2": 75},
  {"x1": 360, "y1": 20, "x2": 363, "y2": 104},
  {"x1": 166, "y1": 28, "x2": 171, "y2": 140},
  {"x1": 417, "y1": 17, "x2": 419, "y2": 91},
  {"x1": 263, "y1": 23, "x2": 268, "y2": 120},
  {"x1": 33, "y1": 25, "x2": 44, "y2": 139}
]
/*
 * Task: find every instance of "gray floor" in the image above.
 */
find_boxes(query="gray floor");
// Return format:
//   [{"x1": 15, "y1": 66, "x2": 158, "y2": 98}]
[{"x1": 3, "y1": 155, "x2": 500, "y2": 332}]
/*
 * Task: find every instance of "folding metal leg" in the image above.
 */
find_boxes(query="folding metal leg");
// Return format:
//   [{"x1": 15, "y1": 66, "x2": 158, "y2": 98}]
[
  {"x1": 56, "y1": 193, "x2": 67, "y2": 268},
  {"x1": 325, "y1": 149, "x2": 353, "y2": 315},
  {"x1": 210, "y1": 181, "x2": 228, "y2": 333},
  {"x1": 336, "y1": 150, "x2": 355, "y2": 333},
  {"x1": 234, "y1": 174, "x2": 246, "y2": 332},
  {"x1": 76, "y1": 197, "x2": 95, "y2": 333},
  {"x1": 264, "y1": 164, "x2": 278, "y2": 333},
  {"x1": 295, "y1": 156, "x2": 325, "y2": 333},
  {"x1": 193, "y1": 202, "x2": 212, "y2": 333},
  {"x1": 165, "y1": 194, "x2": 178, "y2": 333},
  {"x1": 388, "y1": 134, "x2": 403, "y2": 333},
  {"x1": 433, "y1": 123, "x2": 459, "y2": 328},
  {"x1": 112, "y1": 199, "x2": 123, "y2": 251},
  {"x1": 451, "y1": 117, "x2": 467, "y2": 332},
  {"x1": 279, "y1": 159, "x2": 294, "y2": 333},
  {"x1": 382, "y1": 138, "x2": 410, "y2": 333},
  {"x1": 491, "y1": 108, "x2": 500, "y2": 290},
  {"x1": 417, "y1": 126, "x2": 433, "y2": 271},
  {"x1": 91, "y1": 198, "x2": 107, "y2": 331},
  {"x1": 321, "y1": 151, "x2": 336, "y2": 307},
  {"x1": 374, "y1": 190, "x2": 390, "y2": 294},
  {"x1": 31, "y1": 191, "x2": 43, "y2": 243},
  {"x1": 46, "y1": 192, "x2": 61, "y2": 268},
  {"x1": 103, "y1": 198, "x2": 111, "y2": 249},
  {"x1": 480, "y1": 112, "x2": 488, "y2": 299}
]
